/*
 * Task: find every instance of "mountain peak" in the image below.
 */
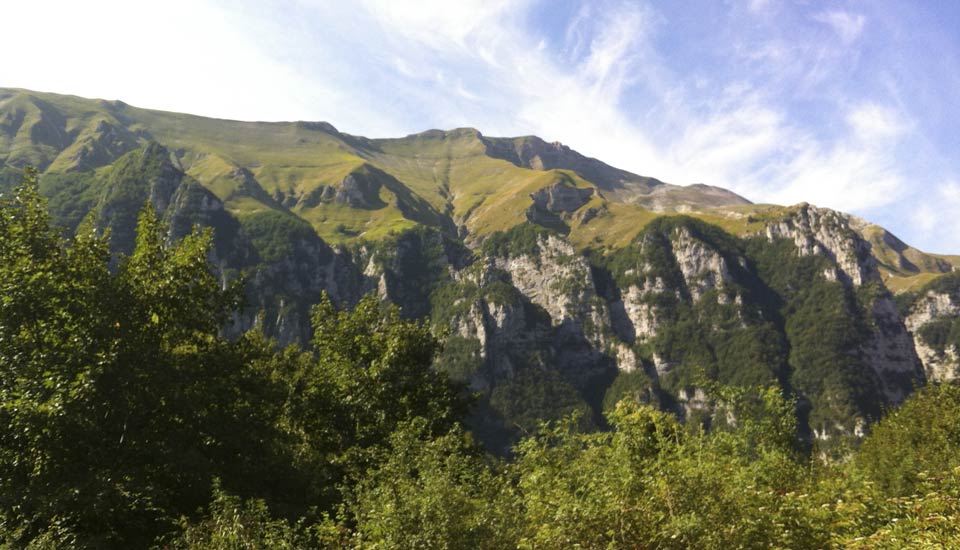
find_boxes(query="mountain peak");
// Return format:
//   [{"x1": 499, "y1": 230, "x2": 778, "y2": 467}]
[{"x1": 404, "y1": 127, "x2": 483, "y2": 139}]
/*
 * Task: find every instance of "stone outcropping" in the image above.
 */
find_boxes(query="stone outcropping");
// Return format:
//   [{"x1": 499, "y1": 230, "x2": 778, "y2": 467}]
[
  {"x1": 764, "y1": 204, "x2": 877, "y2": 286},
  {"x1": 904, "y1": 289, "x2": 960, "y2": 382}
]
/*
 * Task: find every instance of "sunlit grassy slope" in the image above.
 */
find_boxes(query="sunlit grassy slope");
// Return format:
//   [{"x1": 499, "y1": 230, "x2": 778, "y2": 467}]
[{"x1": 1, "y1": 87, "x2": 953, "y2": 291}]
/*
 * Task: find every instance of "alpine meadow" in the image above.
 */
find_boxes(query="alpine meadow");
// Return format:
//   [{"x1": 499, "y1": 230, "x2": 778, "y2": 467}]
[{"x1": 2, "y1": 3, "x2": 960, "y2": 547}]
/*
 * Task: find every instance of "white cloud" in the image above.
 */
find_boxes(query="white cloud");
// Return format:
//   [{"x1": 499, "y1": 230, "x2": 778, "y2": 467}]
[
  {"x1": 329, "y1": 0, "x2": 911, "y2": 224},
  {"x1": 813, "y1": 11, "x2": 866, "y2": 45},
  {"x1": 1, "y1": 0, "x2": 949, "y2": 250},
  {"x1": 579, "y1": 6, "x2": 650, "y2": 103},
  {"x1": 909, "y1": 180, "x2": 960, "y2": 252},
  {"x1": 0, "y1": 0, "x2": 374, "y2": 129},
  {"x1": 846, "y1": 102, "x2": 911, "y2": 141},
  {"x1": 763, "y1": 145, "x2": 902, "y2": 211},
  {"x1": 357, "y1": 0, "x2": 524, "y2": 50}
]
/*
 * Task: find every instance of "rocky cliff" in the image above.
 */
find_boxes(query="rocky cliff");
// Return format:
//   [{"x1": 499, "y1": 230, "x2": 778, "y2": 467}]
[{"x1": 3, "y1": 88, "x2": 960, "y2": 453}]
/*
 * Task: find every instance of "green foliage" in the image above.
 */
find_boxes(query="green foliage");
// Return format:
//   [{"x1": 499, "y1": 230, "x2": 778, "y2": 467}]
[
  {"x1": 480, "y1": 222, "x2": 556, "y2": 260},
  {"x1": 326, "y1": 384, "x2": 960, "y2": 548},
  {"x1": 240, "y1": 209, "x2": 319, "y2": 263},
  {"x1": 746, "y1": 235, "x2": 885, "y2": 442},
  {"x1": 856, "y1": 383, "x2": 960, "y2": 496},
  {"x1": 916, "y1": 316, "x2": 960, "y2": 352},
  {"x1": 605, "y1": 215, "x2": 741, "y2": 290},
  {"x1": 3, "y1": 175, "x2": 960, "y2": 550},
  {"x1": 0, "y1": 171, "x2": 290, "y2": 546},
  {"x1": 434, "y1": 335, "x2": 484, "y2": 383},
  {"x1": 836, "y1": 467, "x2": 960, "y2": 548},
  {"x1": 489, "y1": 368, "x2": 594, "y2": 436},
  {"x1": 34, "y1": 171, "x2": 101, "y2": 233},
  {"x1": 0, "y1": 166, "x2": 23, "y2": 196},
  {"x1": 309, "y1": 292, "x2": 467, "y2": 470},
  {"x1": 510, "y1": 393, "x2": 828, "y2": 549},
  {"x1": 428, "y1": 268, "x2": 520, "y2": 331},
  {"x1": 363, "y1": 226, "x2": 465, "y2": 319},
  {"x1": 900, "y1": 277, "x2": 960, "y2": 357},
  {"x1": 160, "y1": 481, "x2": 339, "y2": 550},
  {"x1": 95, "y1": 143, "x2": 172, "y2": 254},
  {"x1": 599, "y1": 218, "x2": 791, "y2": 400},
  {"x1": 603, "y1": 369, "x2": 655, "y2": 410},
  {"x1": 895, "y1": 271, "x2": 960, "y2": 314},
  {"x1": 349, "y1": 419, "x2": 513, "y2": 549}
]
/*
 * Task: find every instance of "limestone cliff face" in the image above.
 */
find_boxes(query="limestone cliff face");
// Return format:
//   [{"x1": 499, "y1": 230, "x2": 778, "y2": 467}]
[
  {"x1": 764, "y1": 204, "x2": 877, "y2": 286},
  {"x1": 23, "y1": 143, "x2": 951, "y2": 449},
  {"x1": 496, "y1": 235, "x2": 604, "y2": 338},
  {"x1": 861, "y1": 294, "x2": 925, "y2": 402},
  {"x1": 672, "y1": 226, "x2": 736, "y2": 301},
  {"x1": 9, "y1": 88, "x2": 960, "y2": 453},
  {"x1": 92, "y1": 170, "x2": 944, "y2": 444},
  {"x1": 761, "y1": 204, "x2": 923, "y2": 403},
  {"x1": 611, "y1": 224, "x2": 747, "y2": 378},
  {"x1": 241, "y1": 235, "x2": 359, "y2": 346},
  {"x1": 91, "y1": 144, "x2": 363, "y2": 347},
  {"x1": 439, "y1": 234, "x2": 611, "y2": 387},
  {"x1": 904, "y1": 289, "x2": 960, "y2": 382},
  {"x1": 160, "y1": 190, "x2": 952, "y2": 447}
]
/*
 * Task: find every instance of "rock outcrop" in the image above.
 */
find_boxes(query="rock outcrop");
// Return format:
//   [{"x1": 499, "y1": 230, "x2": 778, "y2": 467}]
[
  {"x1": 764, "y1": 204, "x2": 877, "y2": 286},
  {"x1": 904, "y1": 288, "x2": 960, "y2": 381}
]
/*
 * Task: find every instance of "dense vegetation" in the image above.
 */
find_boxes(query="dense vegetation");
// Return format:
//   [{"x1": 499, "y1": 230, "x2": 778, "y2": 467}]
[
  {"x1": 590, "y1": 216, "x2": 904, "y2": 450},
  {"x1": 4, "y1": 169, "x2": 960, "y2": 548}
]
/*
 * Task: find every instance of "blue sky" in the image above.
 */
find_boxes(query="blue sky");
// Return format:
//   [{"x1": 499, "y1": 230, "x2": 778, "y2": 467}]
[{"x1": 3, "y1": 0, "x2": 959, "y2": 252}]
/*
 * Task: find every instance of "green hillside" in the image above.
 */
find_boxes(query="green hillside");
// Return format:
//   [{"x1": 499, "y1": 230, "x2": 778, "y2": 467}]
[
  {"x1": 0, "y1": 88, "x2": 748, "y2": 246},
  {"x1": 2, "y1": 87, "x2": 951, "y2": 288},
  {"x1": 3, "y1": 87, "x2": 957, "y2": 450}
]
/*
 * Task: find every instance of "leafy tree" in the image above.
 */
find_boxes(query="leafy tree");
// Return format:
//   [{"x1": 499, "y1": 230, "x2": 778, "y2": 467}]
[
  {"x1": 511, "y1": 391, "x2": 829, "y2": 549},
  {"x1": 0, "y1": 171, "x2": 289, "y2": 546},
  {"x1": 308, "y1": 293, "x2": 466, "y2": 456},
  {"x1": 349, "y1": 419, "x2": 515, "y2": 549},
  {"x1": 159, "y1": 480, "x2": 342, "y2": 550},
  {"x1": 856, "y1": 383, "x2": 960, "y2": 496}
]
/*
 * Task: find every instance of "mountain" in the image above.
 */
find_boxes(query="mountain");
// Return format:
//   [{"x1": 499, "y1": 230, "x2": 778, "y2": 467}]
[{"x1": 2, "y1": 87, "x2": 959, "y2": 452}]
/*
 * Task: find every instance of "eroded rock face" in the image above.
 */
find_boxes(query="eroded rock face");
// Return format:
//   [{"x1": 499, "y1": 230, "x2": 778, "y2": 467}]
[
  {"x1": 129, "y1": 147, "x2": 364, "y2": 347},
  {"x1": 759, "y1": 205, "x2": 924, "y2": 404},
  {"x1": 764, "y1": 204, "x2": 878, "y2": 286},
  {"x1": 619, "y1": 280, "x2": 667, "y2": 343},
  {"x1": 905, "y1": 291, "x2": 960, "y2": 332},
  {"x1": 497, "y1": 235, "x2": 599, "y2": 328},
  {"x1": 861, "y1": 295, "x2": 925, "y2": 401},
  {"x1": 905, "y1": 291, "x2": 960, "y2": 382},
  {"x1": 673, "y1": 227, "x2": 733, "y2": 301}
]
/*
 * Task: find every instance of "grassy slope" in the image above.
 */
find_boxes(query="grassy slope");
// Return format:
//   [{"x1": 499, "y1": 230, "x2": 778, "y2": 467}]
[{"x1": 1, "y1": 87, "x2": 953, "y2": 290}]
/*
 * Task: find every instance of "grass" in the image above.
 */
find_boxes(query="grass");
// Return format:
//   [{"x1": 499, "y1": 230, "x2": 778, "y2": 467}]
[
  {"x1": 2, "y1": 86, "x2": 951, "y2": 285},
  {"x1": 884, "y1": 272, "x2": 948, "y2": 294}
]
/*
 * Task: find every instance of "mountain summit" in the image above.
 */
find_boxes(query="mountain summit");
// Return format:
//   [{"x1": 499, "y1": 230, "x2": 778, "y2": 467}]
[
  {"x1": 3, "y1": 88, "x2": 959, "y2": 452},
  {"x1": 0, "y1": 88, "x2": 747, "y2": 244}
]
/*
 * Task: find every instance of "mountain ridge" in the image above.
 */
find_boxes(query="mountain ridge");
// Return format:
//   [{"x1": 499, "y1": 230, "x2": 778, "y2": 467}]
[{"x1": 4, "y1": 87, "x2": 960, "y2": 453}]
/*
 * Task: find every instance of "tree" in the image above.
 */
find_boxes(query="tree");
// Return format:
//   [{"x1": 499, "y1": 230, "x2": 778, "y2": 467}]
[
  {"x1": 307, "y1": 293, "x2": 466, "y2": 459},
  {"x1": 0, "y1": 171, "x2": 287, "y2": 546},
  {"x1": 348, "y1": 419, "x2": 513, "y2": 549},
  {"x1": 856, "y1": 383, "x2": 960, "y2": 496}
]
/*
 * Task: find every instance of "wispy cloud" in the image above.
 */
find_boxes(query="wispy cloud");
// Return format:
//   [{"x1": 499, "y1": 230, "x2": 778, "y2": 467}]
[
  {"x1": 911, "y1": 180, "x2": 960, "y2": 252},
  {"x1": 1, "y1": 0, "x2": 957, "y2": 251},
  {"x1": 813, "y1": 10, "x2": 867, "y2": 45},
  {"x1": 846, "y1": 102, "x2": 911, "y2": 141}
]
